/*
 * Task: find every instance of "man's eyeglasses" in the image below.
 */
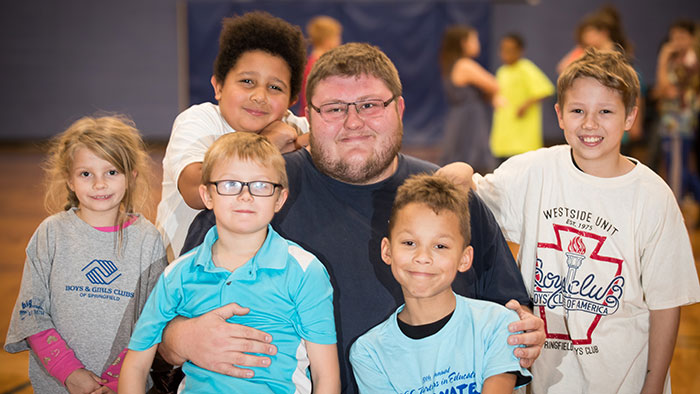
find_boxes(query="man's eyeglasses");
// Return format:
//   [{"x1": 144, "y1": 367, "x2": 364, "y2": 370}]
[
  {"x1": 208, "y1": 180, "x2": 282, "y2": 197},
  {"x1": 308, "y1": 96, "x2": 397, "y2": 122}
]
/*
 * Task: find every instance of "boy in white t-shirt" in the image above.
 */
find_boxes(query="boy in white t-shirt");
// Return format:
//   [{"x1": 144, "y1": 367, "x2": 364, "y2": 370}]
[
  {"x1": 156, "y1": 11, "x2": 310, "y2": 259},
  {"x1": 471, "y1": 48, "x2": 700, "y2": 393},
  {"x1": 350, "y1": 174, "x2": 531, "y2": 394}
]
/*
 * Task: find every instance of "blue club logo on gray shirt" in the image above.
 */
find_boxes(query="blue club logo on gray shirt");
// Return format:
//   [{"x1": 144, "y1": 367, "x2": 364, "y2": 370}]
[{"x1": 82, "y1": 259, "x2": 122, "y2": 285}]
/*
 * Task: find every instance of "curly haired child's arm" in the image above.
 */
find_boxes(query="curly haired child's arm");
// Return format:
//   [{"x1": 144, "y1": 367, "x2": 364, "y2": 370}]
[
  {"x1": 641, "y1": 307, "x2": 680, "y2": 394},
  {"x1": 306, "y1": 342, "x2": 340, "y2": 394},
  {"x1": 118, "y1": 346, "x2": 158, "y2": 394},
  {"x1": 178, "y1": 162, "x2": 207, "y2": 210}
]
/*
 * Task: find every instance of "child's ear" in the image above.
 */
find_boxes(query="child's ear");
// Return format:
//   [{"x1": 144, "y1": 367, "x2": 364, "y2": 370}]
[
  {"x1": 274, "y1": 188, "x2": 288, "y2": 212},
  {"x1": 624, "y1": 106, "x2": 639, "y2": 131},
  {"x1": 380, "y1": 237, "x2": 392, "y2": 266},
  {"x1": 211, "y1": 75, "x2": 223, "y2": 101},
  {"x1": 457, "y1": 245, "x2": 474, "y2": 273},
  {"x1": 132, "y1": 170, "x2": 138, "y2": 179},
  {"x1": 199, "y1": 184, "x2": 214, "y2": 210},
  {"x1": 554, "y1": 103, "x2": 565, "y2": 130}
]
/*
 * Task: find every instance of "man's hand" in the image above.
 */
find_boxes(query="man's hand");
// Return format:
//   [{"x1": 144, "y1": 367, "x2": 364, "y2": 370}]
[
  {"x1": 260, "y1": 121, "x2": 299, "y2": 153},
  {"x1": 505, "y1": 299, "x2": 545, "y2": 368},
  {"x1": 65, "y1": 368, "x2": 104, "y2": 394},
  {"x1": 435, "y1": 162, "x2": 475, "y2": 193},
  {"x1": 160, "y1": 303, "x2": 277, "y2": 378}
]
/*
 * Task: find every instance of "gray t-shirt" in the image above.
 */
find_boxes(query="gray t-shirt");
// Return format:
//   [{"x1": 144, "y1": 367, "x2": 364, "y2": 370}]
[{"x1": 5, "y1": 209, "x2": 166, "y2": 392}]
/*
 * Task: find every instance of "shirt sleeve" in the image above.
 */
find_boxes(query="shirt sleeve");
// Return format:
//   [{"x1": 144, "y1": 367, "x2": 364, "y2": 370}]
[
  {"x1": 463, "y1": 192, "x2": 531, "y2": 307},
  {"x1": 481, "y1": 309, "x2": 532, "y2": 389},
  {"x1": 282, "y1": 110, "x2": 310, "y2": 135},
  {"x1": 639, "y1": 187, "x2": 700, "y2": 309},
  {"x1": 349, "y1": 338, "x2": 397, "y2": 393},
  {"x1": 472, "y1": 153, "x2": 533, "y2": 243},
  {"x1": 162, "y1": 105, "x2": 223, "y2": 190},
  {"x1": 523, "y1": 60, "x2": 554, "y2": 99},
  {"x1": 5, "y1": 220, "x2": 59, "y2": 353},
  {"x1": 290, "y1": 251, "x2": 337, "y2": 345},
  {"x1": 128, "y1": 268, "x2": 183, "y2": 351}
]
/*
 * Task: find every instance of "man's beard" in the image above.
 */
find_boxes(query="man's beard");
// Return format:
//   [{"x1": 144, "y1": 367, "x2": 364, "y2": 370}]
[{"x1": 309, "y1": 125, "x2": 403, "y2": 185}]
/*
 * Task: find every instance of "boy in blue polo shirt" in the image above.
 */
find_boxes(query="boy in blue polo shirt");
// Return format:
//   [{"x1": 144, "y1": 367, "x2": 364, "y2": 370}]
[
  {"x1": 350, "y1": 174, "x2": 531, "y2": 394},
  {"x1": 119, "y1": 132, "x2": 339, "y2": 393}
]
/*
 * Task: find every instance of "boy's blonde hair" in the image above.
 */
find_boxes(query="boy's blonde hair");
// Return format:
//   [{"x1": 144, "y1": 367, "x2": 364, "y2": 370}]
[
  {"x1": 557, "y1": 48, "x2": 640, "y2": 114},
  {"x1": 389, "y1": 174, "x2": 471, "y2": 247},
  {"x1": 306, "y1": 16, "x2": 342, "y2": 47},
  {"x1": 44, "y1": 115, "x2": 153, "y2": 234},
  {"x1": 201, "y1": 132, "x2": 288, "y2": 189},
  {"x1": 305, "y1": 43, "x2": 402, "y2": 108}
]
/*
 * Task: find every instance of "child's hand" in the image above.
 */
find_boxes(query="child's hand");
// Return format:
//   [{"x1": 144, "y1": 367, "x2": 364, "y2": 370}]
[
  {"x1": 65, "y1": 368, "x2": 104, "y2": 394},
  {"x1": 435, "y1": 162, "x2": 475, "y2": 193},
  {"x1": 89, "y1": 386, "x2": 116, "y2": 394},
  {"x1": 260, "y1": 121, "x2": 299, "y2": 153}
]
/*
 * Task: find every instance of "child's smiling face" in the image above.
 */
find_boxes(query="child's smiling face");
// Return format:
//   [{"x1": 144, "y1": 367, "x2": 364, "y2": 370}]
[
  {"x1": 68, "y1": 147, "x2": 127, "y2": 227},
  {"x1": 200, "y1": 155, "x2": 287, "y2": 239},
  {"x1": 212, "y1": 50, "x2": 293, "y2": 133},
  {"x1": 381, "y1": 202, "x2": 473, "y2": 303},
  {"x1": 556, "y1": 76, "x2": 637, "y2": 177}
]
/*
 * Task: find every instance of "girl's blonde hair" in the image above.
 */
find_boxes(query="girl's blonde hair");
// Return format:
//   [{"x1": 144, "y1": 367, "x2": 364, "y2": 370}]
[{"x1": 44, "y1": 115, "x2": 153, "y2": 232}]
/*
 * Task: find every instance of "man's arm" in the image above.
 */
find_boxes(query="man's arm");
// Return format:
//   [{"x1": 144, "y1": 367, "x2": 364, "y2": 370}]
[
  {"x1": 641, "y1": 307, "x2": 680, "y2": 394},
  {"x1": 157, "y1": 303, "x2": 277, "y2": 378}
]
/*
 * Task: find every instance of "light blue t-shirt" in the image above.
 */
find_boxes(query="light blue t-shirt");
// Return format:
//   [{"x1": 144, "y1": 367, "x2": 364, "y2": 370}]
[
  {"x1": 129, "y1": 225, "x2": 336, "y2": 393},
  {"x1": 350, "y1": 294, "x2": 532, "y2": 394}
]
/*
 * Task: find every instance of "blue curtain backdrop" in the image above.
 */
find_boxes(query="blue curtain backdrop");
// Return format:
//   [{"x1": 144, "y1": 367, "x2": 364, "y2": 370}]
[{"x1": 187, "y1": 0, "x2": 491, "y2": 146}]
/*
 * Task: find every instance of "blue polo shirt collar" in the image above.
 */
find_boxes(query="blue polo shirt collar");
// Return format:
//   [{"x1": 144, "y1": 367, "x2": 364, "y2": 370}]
[{"x1": 193, "y1": 224, "x2": 288, "y2": 276}]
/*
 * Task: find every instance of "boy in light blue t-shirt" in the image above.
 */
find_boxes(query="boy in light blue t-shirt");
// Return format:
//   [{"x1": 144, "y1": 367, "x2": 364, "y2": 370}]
[
  {"x1": 350, "y1": 174, "x2": 531, "y2": 394},
  {"x1": 120, "y1": 132, "x2": 339, "y2": 393}
]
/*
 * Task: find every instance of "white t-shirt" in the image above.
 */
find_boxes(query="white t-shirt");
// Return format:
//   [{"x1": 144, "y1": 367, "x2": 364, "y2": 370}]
[
  {"x1": 473, "y1": 145, "x2": 700, "y2": 394},
  {"x1": 155, "y1": 102, "x2": 308, "y2": 259}
]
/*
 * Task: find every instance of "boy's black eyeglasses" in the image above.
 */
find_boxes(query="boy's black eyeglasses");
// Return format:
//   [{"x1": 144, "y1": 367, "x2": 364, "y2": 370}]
[
  {"x1": 308, "y1": 96, "x2": 396, "y2": 122},
  {"x1": 208, "y1": 180, "x2": 282, "y2": 197}
]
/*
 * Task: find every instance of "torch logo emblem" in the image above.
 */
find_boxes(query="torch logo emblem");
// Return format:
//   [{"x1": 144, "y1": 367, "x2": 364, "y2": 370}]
[
  {"x1": 565, "y1": 236, "x2": 586, "y2": 291},
  {"x1": 564, "y1": 236, "x2": 586, "y2": 317}
]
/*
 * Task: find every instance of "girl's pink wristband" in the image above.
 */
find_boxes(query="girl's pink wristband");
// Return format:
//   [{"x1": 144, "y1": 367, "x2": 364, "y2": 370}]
[
  {"x1": 100, "y1": 348, "x2": 127, "y2": 392},
  {"x1": 27, "y1": 328, "x2": 84, "y2": 384}
]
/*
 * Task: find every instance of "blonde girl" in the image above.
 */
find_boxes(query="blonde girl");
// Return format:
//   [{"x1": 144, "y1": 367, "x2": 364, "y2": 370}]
[{"x1": 5, "y1": 116, "x2": 166, "y2": 394}]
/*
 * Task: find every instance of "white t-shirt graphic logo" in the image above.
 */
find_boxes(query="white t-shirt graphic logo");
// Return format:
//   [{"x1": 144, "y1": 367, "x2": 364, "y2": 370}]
[{"x1": 535, "y1": 224, "x2": 625, "y2": 345}]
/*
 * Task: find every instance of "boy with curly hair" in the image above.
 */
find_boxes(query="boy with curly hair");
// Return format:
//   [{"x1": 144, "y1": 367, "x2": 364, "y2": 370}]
[{"x1": 156, "y1": 11, "x2": 309, "y2": 260}]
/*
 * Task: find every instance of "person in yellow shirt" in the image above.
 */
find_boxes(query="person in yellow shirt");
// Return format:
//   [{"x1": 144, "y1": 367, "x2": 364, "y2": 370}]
[{"x1": 491, "y1": 33, "x2": 554, "y2": 160}]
